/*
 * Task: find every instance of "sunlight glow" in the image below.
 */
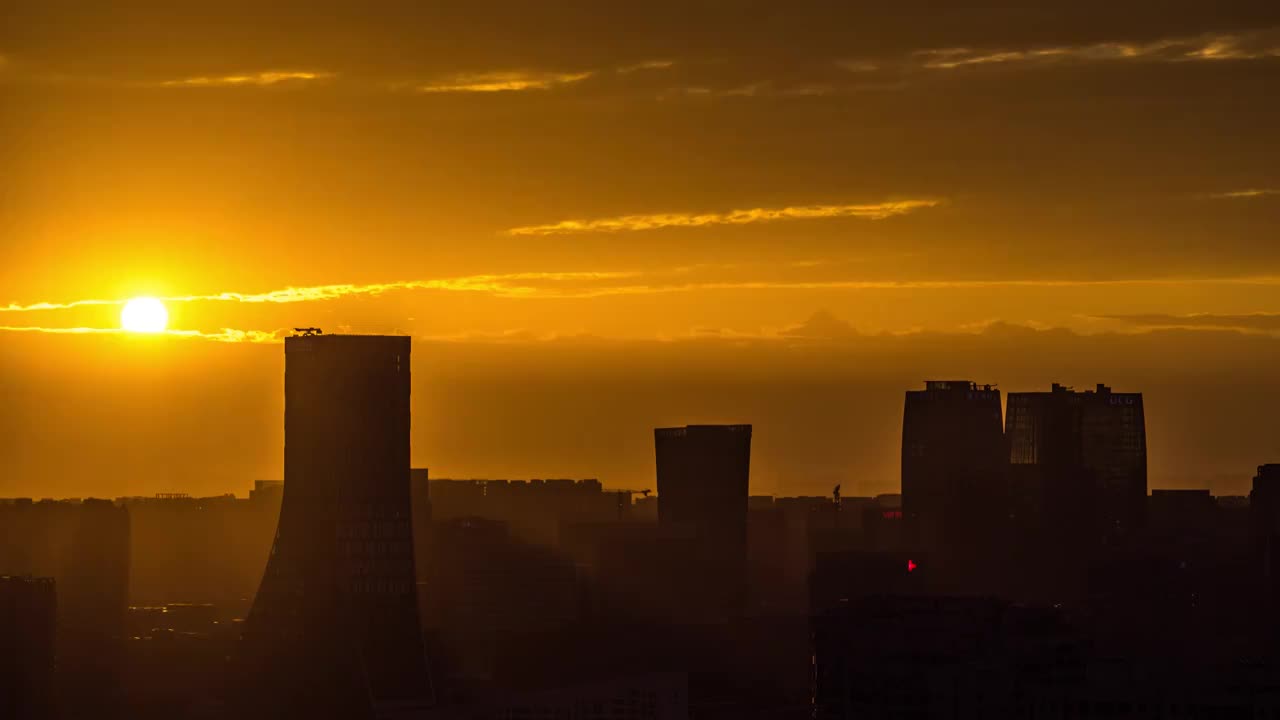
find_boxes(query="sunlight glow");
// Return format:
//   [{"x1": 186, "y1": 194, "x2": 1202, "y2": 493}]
[{"x1": 120, "y1": 297, "x2": 169, "y2": 333}]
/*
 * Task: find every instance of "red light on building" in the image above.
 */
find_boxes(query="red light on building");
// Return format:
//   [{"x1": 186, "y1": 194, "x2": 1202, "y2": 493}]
[
  {"x1": 907, "y1": 559, "x2": 917, "y2": 573},
  {"x1": 882, "y1": 510, "x2": 903, "y2": 520}
]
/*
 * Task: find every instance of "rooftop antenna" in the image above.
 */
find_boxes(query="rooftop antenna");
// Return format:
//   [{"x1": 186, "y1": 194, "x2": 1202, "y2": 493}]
[{"x1": 293, "y1": 327, "x2": 323, "y2": 336}]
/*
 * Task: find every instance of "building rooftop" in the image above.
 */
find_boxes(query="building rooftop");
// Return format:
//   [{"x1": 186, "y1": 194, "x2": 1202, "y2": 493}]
[
  {"x1": 923, "y1": 380, "x2": 996, "y2": 392},
  {"x1": 655, "y1": 424, "x2": 752, "y2": 436}
]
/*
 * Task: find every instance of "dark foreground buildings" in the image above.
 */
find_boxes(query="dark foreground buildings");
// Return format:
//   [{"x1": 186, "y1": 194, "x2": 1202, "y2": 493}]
[
  {"x1": 239, "y1": 333, "x2": 431, "y2": 718},
  {"x1": 0, "y1": 575, "x2": 57, "y2": 719},
  {"x1": 813, "y1": 595, "x2": 1084, "y2": 720}
]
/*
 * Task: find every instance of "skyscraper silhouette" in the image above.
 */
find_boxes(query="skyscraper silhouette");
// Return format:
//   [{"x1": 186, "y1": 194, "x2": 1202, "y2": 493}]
[
  {"x1": 1006, "y1": 383, "x2": 1146, "y2": 547},
  {"x1": 1249, "y1": 464, "x2": 1280, "y2": 539},
  {"x1": 900, "y1": 381, "x2": 1005, "y2": 556},
  {"x1": 654, "y1": 424, "x2": 752, "y2": 619},
  {"x1": 0, "y1": 498, "x2": 130, "y2": 717},
  {"x1": 1250, "y1": 464, "x2": 1280, "y2": 613},
  {"x1": 239, "y1": 334, "x2": 430, "y2": 718}
]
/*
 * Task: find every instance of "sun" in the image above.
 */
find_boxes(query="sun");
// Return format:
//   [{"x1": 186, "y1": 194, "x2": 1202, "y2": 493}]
[{"x1": 120, "y1": 297, "x2": 169, "y2": 333}]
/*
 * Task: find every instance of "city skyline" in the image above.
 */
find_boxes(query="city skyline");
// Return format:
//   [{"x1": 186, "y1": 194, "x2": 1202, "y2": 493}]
[
  {"x1": 3, "y1": 329, "x2": 1278, "y2": 719},
  {"x1": 8, "y1": 5, "x2": 1280, "y2": 719},
  {"x1": 1, "y1": 339, "x2": 1263, "y2": 500}
]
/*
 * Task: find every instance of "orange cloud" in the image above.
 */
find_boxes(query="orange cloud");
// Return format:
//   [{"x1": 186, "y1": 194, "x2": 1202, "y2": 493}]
[
  {"x1": 1208, "y1": 188, "x2": 1280, "y2": 199},
  {"x1": 8, "y1": 270, "x2": 1280, "y2": 322},
  {"x1": 0, "y1": 326, "x2": 282, "y2": 343},
  {"x1": 616, "y1": 60, "x2": 676, "y2": 73},
  {"x1": 1, "y1": 298, "x2": 121, "y2": 313},
  {"x1": 160, "y1": 70, "x2": 333, "y2": 87},
  {"x1": 913, "y1": 32, "x2": 1280, "y2": 70},
  {"x1": 1095, "y1": 312, "x2": 1280, "y2": 334},
  {"x1": 164, "y1": 271, "x2": 641, "y2": 303},
  {"x1": 506, "y1": 199, "x2": 942, "y2": 236},
  {"x1": 416, "y1": 70, "x2": 592, "y2": 93},
  {"x1": 519, "y1": 275, "x2": 1280, "y2": 300},
  {"x1": 0, "y1": 271, "x2": 641, "y2": 314}
]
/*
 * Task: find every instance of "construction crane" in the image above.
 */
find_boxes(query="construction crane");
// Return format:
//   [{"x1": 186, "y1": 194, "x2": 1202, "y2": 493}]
[
  {"x1": 293, "y1": 327, "x2": 323, "y2": 336},
  {"x1": 607, "y1": 488, "x2": 653, "y2": 519},
  {"x1": 613, "y1": 489, "x2": 652, "y2": 498}
]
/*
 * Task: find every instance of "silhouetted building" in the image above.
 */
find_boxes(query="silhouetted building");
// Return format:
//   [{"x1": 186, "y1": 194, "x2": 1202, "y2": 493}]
[
  {"x1": 0, "y1": 576, "x2": 56, "y2": 719},
  {"x1": 240, "y1": 333, "x2": 430, "y2": 718},
  {"x1": 1007, "y1": 383, "x2": 1146, "y2": 548},
  {"x1": 561, "y1": 521, "x2": 702, "y2": 624},
  {"x1": 121, "y1": 601, "x2": 242, "y2": 718},
  {"x1": 631, "y1": 494, "x2": 659, "y2": 521},
  {"x1": 808, "y1": 551, "x2": 933, "y2": 613},
  {"x1": 735, "y1": 494, "x2": 909, "y2": 615},
  {"x1": 248, "y1": 480, "x2": 283, "y2": 503},
  {"x1": 0, "y1": 498, "x2": 131, "y2": 635},
  {"x1": 411, "y1": 468, "x2": 432, "y2": 526},
  {"x1": 421, "y1": 517, "x2": 580, "y2": 681},
  {"x1": 746, "y1": 499, "x2": 791, "y2": 613},
  {"x1": 813, "y1": 596, "x2": 1083, "y2": 720},
  {"x1": 0, "y1": 497, "x2": 130, "y2": 715},
  {"x1": 429, "y1": 478, "x2": 624, "y2": 546},
  {"x1": 900, "y1": 381, "x2": 1005, "y2": 560},
  {"x1": 1252, "y1": 465, "x2": 1280, "y2": 540},
  {"x1": 119, "y1": 490, "x2": 279, "y2": 614},
  {"x1": 1148, "y1": 489, "x2": 1216, "y2": 536},
  {"x1": 422, "y1": 672, "x2": 689, "y2": 720},
  {"x1": 1251, "y1": 465, "x2": 1280, "y2": 615},
  {"x1": 655, "y1": 424, "x2": 752, "y2": 619},
  {"x1": 484, "y1": 618, "x2": 808, "y2": 720}
]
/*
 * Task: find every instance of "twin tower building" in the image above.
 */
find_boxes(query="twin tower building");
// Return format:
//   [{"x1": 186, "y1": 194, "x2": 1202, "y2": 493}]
[{"x1": 902, "y1": 380, "x2": 1147, "y2": 567}]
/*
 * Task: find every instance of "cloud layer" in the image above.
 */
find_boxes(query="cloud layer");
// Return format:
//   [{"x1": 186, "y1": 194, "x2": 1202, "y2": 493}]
[
  {"x1": 906, "y1": 30, "x2": 1280, "y2": 71},
  {"x1": 506, "y1": 199, "x2": 942, "y2": 236},
  {"x1": 159, "y1": 70, "x2": 333, "y2": 87},
  {"x1": 7, "y1": 268, "x2": 1280, "y2": 318},
  {"x1": 1209, "y1": 188, "x2": 1280, "y2": 199},
  {"x1": 416, "y1": 70, "x2": 592, "y2": 93},
  {"x1": 0, "y1": 325, "x2": 281, "y2": 343},
  {"x1": 1099, "y1": 312, "x2": 1280, "y2": 333},
  {"x1": 0, "y1": 271, "x2": 642, "y2": 313}
]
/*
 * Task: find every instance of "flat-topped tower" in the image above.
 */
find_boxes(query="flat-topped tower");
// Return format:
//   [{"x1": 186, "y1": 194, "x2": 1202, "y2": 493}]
[{"x1": 240, "y1": 333, "x2": 429, "y2": 718}]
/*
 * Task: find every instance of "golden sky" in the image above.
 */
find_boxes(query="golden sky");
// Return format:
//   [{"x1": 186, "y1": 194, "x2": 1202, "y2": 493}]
[{"x1": 3, "y1": 2, "x2": 1279, "y2": 498}]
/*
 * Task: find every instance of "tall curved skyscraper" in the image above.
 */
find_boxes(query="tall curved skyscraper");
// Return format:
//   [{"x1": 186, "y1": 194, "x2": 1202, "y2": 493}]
[{"x1": 239, "y1": 333, "x2": 430, "y2": 719}]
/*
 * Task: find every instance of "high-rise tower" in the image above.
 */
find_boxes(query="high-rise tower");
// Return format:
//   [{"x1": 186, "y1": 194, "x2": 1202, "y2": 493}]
[
  {"x1": 1006, "y1": 383, "x2": 1146, "y2": 546},
  {"x1": 901, "y1": 381, "x2": 1006, "y2": 556},
  {"x1": 240, "y1": 333, "x2": 429, "y2": 718},
  {"x1": 654, "y1": 424, "x2": 752, "y2": 619}
]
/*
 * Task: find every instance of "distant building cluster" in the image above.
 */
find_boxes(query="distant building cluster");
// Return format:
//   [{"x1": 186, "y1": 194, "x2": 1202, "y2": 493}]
[
  {"x1": 4, "y1": 343, "x2": 1280, "y2": 719},
  {"x1": 901, "y1": 380, "x2": 1151, "y2": 600}
]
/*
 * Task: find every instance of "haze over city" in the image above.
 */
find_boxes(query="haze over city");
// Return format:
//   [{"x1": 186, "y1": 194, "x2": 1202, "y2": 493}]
[{"x1": 4, "y1": 3, "x2": 1280, "y2": 496}]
